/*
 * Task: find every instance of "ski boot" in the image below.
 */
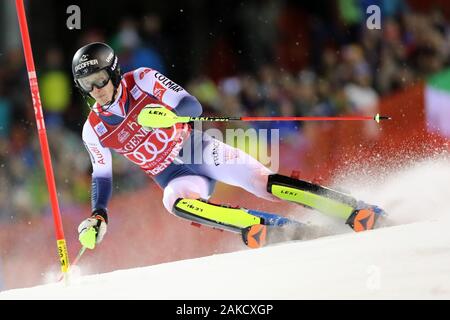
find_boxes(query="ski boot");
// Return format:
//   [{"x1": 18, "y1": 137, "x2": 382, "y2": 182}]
[
  {"x1": 241, "y1": 209, "x2": 327, "y2": 248},
  {"x1": 345, "y1": 201, "x2": 387, "y2": 232}
]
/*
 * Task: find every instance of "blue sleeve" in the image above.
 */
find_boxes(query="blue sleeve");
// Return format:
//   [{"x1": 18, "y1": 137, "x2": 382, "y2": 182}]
[
  {"x1": 91, "y1": 177, "x2": 112, "y2": 211},
  {"x1": 172, "y1": 95, "x2": 203, "y2": 117}
]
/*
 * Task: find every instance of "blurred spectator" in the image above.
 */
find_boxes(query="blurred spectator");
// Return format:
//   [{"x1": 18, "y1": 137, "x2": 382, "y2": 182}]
[
  {"x1": 312, "y1": 78, "x2": 339, "y2": 117},
  {"x1": 236, "y1": 0, "x2": 282, "y2": 71},
  {"x1": 77, "y1": 29, "x2": 106, "y2": 48},
  {"x1": 0, "y1": 82, "x2": 12, "y2": 138},
  {"x1": 40, "y1": 47, "x2": 71, "y2": 129},
  {"x1": 292, "y1": 70, "x2": 318, "y2": 117},
  {"x1": 1, "y1": 48, "x2": 28, "y2": 115},
  {"x1": 239, "y1": 74, "x2": 264, "y2": 115},
  {"x1": 113, "y1": 17, "x2": 166, "y2": 73},
  {"x1": 338, "y1": 0, "x2": 363, "y2": 27},
  {"x1": 187, "y1": 75, "x2": 221, "y2": 112},
  {"x1": 344, "y1": 59, "x2": 380, "y2": 139},
  {"x1": 362, "y1": 0, "x2": 410, "y2": 19},
  {"x1": 141, "y1": 13, "x2": 171, "y2": 66}
]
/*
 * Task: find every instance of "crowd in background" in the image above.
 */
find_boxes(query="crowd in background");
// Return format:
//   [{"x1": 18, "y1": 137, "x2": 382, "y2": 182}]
[{"x1": 1, "y1": 0, "x2": 450, "y2": 220}]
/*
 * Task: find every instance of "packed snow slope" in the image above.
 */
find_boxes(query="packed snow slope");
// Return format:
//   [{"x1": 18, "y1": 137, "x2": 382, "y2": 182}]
[{"x1": 1, "y1": 158, "x2": 450, "y2": 299}]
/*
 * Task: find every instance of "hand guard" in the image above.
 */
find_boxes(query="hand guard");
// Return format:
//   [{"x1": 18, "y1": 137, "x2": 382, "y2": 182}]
[
  {"x1": 137, "y1": 104, "x2": 180, "y2": 128},
  {"x1": 78, "y1": 209, "x2": 108, "y2": 249}
]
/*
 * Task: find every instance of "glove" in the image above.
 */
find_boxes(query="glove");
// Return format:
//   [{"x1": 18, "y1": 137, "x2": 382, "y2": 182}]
[
  {"x1": 137, "y1": 104, "x2": 181, "y2": 128},
  {"x1": 78, "y1": 209, "x2": 108, "y2": 249}
]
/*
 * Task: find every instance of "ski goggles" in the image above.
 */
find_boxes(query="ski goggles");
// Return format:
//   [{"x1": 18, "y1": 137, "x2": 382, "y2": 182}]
[{"x1": 77, "y1": 69, "x2": 111, "y2": 93}]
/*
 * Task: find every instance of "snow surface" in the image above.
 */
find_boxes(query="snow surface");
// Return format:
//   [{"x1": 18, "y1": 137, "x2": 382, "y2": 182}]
[{"x1": 1, "y1": 158, "x2": 450, "y2": 299}]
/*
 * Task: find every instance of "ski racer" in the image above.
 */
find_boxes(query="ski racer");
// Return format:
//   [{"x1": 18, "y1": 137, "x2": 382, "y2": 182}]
[{"x1": 72, "y1": 42, "x2": 386, "y2": 250}]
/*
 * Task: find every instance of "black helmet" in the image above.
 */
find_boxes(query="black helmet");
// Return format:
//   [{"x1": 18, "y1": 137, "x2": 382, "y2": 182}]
[{"x1": 72, "y1": 42, "x2": 121, "y2": 95}]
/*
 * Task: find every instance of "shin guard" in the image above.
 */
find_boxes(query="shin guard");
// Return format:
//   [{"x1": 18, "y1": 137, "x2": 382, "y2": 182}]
[
  {"x1": 172, "y1": 198, "x2": 262, "y2": 233},
  {"x1": 267, "y1": 174, "x2": 357, "y2": 219},
  {"x1": 267, "y1": 174, "x2": 387, "y2": 232},
  {"x1": 172, "y1": 198, "x2": 308, "y2": 248}
]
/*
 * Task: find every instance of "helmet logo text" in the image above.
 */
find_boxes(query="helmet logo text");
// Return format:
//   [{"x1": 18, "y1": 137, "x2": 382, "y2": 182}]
[{"x1": 75, "y1": 59, "x2": 99, "y2": 72}]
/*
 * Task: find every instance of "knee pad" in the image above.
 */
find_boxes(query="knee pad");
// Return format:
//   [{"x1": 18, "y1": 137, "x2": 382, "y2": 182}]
[
  {"x1": 266, "y1": 174, "x2": 357, "y2": 219},
  {"x1": 163, "y1": 176, "x2": 211, "y2": 212}
]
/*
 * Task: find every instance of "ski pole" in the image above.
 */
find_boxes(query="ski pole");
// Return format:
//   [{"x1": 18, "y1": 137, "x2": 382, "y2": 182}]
[
  {"x1": 137, "y1": 106, "x2": 391, "y2": 129},
  {"x1": 185, "y1": 114, "x2": 391, "y2": 123},
  {"x1": 57, "y1": 246, "x2": 87, "y2": 282}
]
